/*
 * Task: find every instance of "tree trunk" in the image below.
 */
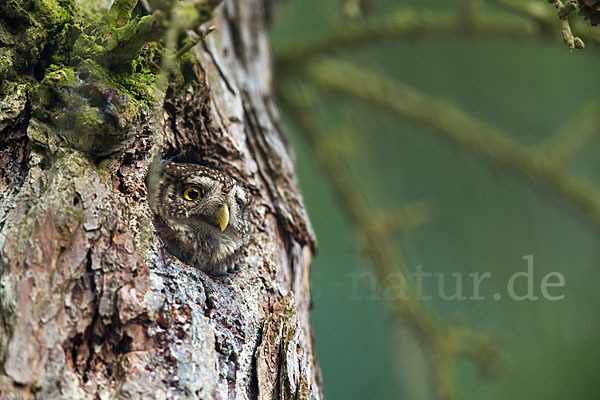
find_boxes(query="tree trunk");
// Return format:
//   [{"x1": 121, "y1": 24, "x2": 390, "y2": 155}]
[{"x1": 0, "y1": 1, "x2": 322, "y2": 399}]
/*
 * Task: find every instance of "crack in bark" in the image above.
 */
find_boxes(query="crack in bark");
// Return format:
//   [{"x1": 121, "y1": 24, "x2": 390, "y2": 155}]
[
  {"x1": 201, "y1": 40, "x2": 236, "y2": 95},
  {"x1": 242, "y1": 92, "x2": 316, "y2": 251}
]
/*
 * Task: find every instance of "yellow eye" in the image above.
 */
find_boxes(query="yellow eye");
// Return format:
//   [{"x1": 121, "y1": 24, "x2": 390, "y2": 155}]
[{"x1": 183, "y1": 187, "x2": 202, "y2": 201}]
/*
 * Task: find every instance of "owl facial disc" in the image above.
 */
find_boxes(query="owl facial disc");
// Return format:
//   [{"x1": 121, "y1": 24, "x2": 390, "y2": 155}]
[{"x1": 147, "y1": 161, "x2": 253, "y2": 275}]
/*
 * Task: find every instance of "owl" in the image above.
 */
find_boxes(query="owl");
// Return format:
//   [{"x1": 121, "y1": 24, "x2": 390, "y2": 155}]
[{"x1": 147, "y1": 161, "x2": 253, "y2": 275}]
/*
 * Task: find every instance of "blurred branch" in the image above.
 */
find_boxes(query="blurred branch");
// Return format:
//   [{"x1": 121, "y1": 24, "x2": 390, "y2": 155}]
[
  {"x1": 275, "y1": 9, "x2": 539, "y2": 66},
  {"x1": 462, "y1": 0, "x2": 481, "y2": 24},
  {"x1": 371, "y1": 202, "x2": 433, "y2": 236},
  {"x1": 276, "y1": 4, "x2": 600, "y2": 67},
  {"x1": 278, "y1": 80, "x2": 503, "y2": 400},
  {"x1": 340, "y1": 0, "x2": 372, "y2": 21},
  {"x1": 302, "y1": 58, "x2": 600, "y2": 228},
  {"x1": 176, "y1": 25, "x2": 215, "y2": 59},
  {"x1": 151, "y1": 2, "x2": 221, "y2": 100},
  {"x1": 455, "y1": 328, "x2": 506, "y2": 377},
  {"x1": 489, "y1": 0, "x2": 550, "y2": 17},
  {"x1": 273, "y1": 2, "x2": 599, "y2": 398},
  {"x1": 541, "y1": 101, "x2": 600, "y2": 163}
]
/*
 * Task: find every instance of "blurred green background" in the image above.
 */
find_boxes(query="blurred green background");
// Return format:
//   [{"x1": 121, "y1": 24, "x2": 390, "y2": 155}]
[{"x1": 269, "y1": 1, "x2": 600, "y2": 399}]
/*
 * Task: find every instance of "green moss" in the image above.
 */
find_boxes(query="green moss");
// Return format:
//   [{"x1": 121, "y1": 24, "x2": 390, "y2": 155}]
[
  {"x1": 0, "y1": 0, "x2": 75, "y2": 81},
  {"x1": 102, "y1": 0, "x2": 138, "y2": 30},
  {"x1": 32, "y1": 65, "x2": 76, "y2": 103},
  {"x1": 31, "y1": 61, "x2": 145, "y2": 156},
  {"x1": 3, "y1": 0, "x2": 222, "y2": 160},
  {"x1": 74, "y1": 103, "x2": 104, "y2": 129},
  {"x1": 105, "y1": 13, "x2": 165, "y2": 68},
  {"x1": 71, "y1": 31, "x2": 106, "y2": 62},
  {"x1": 31, "y1": 0, "x2": 72, "y2": 27},
  {"x1": 112, "y1": 39, "x2": 163, "y2": 104},
  {"x1": 0, "y1": 48, "x2": 16, "y2": 83},
  {"x1": 118, "y1": 72, "x2": 157, "y2": 103}
]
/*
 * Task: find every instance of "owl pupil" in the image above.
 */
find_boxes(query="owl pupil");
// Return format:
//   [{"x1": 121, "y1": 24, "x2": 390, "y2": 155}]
[{"x1": 188, "y1": 189, "x2": 199, "y2": 199}]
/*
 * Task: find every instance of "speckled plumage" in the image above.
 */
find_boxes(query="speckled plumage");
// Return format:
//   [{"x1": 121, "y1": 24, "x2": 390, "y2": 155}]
[{"x1": 148, "y1": 162, "x2": 252, "y2": 275}]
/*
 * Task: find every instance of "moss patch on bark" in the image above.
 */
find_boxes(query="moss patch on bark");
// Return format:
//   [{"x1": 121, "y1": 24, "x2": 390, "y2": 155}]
[{"x1": 1, "y1": 0, "x2": 218, "y2": 158}]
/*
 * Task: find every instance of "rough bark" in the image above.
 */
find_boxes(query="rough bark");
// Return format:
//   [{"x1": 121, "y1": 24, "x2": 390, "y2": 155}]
[{"x1": 0, "y1": 1, "x2": 322, "y2": 399}]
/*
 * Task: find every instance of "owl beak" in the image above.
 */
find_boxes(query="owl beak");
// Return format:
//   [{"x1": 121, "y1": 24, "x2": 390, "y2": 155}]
[{"x1": 215, "y1": 204, "x2": 230, "y2": 232}]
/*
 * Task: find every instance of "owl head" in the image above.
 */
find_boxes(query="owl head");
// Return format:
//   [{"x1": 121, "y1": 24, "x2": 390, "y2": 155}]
[{"x1": 148, "y1": 161, "x2": 253, "y2": 275}]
